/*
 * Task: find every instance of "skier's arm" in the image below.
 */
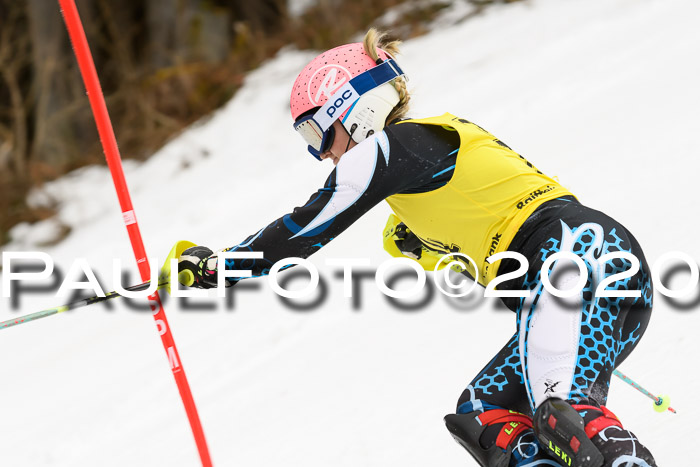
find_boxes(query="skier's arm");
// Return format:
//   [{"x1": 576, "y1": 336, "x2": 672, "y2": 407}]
[
  {"x1": 180, "y1": 123, "x2": 459, "y2": 288},
  {"x1": 217, "y1": 131, "x2": 426, "y2": 283}
]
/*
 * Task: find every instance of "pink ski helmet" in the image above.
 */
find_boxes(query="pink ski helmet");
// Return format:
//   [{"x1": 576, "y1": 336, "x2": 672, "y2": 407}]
[{"x1": 290, "y1": 42, "x2": 405, "y2": 157}]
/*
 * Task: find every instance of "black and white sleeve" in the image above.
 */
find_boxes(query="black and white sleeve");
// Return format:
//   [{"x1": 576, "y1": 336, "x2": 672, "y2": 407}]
[{"x1": 218, "y1": 123, "x2": 459, "y2": 281}]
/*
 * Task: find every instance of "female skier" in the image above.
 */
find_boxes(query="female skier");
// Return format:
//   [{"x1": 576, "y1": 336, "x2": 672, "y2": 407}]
[{"x1": 178, "y1": 29, "x2": 656, "y2": 467}]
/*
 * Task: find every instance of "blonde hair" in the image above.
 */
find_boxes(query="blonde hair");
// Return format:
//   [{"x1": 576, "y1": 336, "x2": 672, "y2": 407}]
[{"x1": 363, "y1": 28, "x2": 410, "y2": 124}]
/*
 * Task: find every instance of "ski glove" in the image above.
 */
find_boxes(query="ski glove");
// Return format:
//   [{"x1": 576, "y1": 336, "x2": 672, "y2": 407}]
[
  {"x1": 178, "y1": 246, "x2": 219, "y2": 289},
  {"x1": 382, "y1": 214, "x2": 447, "y2": 271}
]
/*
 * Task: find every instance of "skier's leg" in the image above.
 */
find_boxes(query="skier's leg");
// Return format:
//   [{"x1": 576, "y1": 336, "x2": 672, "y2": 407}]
[
  {"x1": 446, "y1": 335, "x2": 560, "y2": 466},
  {"x1": 520, "y1": 213, "x2": 656, "y2": 466},
  {"x1": 589, "y1": 227, "x2": 653, "y2": 405},
  {"x1": 575, "y1": 227, "x2": 655, "y2": 467}
]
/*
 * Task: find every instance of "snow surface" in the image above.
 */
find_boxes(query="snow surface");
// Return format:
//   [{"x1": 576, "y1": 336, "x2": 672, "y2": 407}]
[{"x1": 2, "y1": 0, "x2": 699, "y2": 465}]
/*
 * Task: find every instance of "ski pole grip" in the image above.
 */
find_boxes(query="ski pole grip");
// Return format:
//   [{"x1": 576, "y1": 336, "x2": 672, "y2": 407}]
[{"x1": 179, "y1": 269, "x2": 195, "y2": 287}]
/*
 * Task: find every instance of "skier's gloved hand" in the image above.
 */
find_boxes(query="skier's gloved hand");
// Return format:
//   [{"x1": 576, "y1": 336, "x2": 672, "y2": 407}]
[
  {"x1": 382, "y1": 214, "x2": 446, "y2": 271},
  {"x1": 178, "y1": 246, "x2": 218, "y2": 289},
  {"x1": 393, "y1": 222, "x2": 424, "y2": 260}
]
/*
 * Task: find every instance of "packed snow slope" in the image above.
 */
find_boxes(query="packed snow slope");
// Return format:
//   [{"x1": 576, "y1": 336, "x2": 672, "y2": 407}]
[{"x1": 1, "y1": 0, "x2": 699, "y2": 465}]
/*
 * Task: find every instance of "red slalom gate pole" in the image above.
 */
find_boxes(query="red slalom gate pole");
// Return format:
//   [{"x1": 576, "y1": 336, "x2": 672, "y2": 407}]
[{"x1": 58, "y1": 2, "x2": 212, "y2": 465}]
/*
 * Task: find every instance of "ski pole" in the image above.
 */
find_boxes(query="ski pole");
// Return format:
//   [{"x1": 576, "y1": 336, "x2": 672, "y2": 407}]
[
  {"x1": 0, "y1": 281, "x2": 166, "y2": 331},
  {"x1": 613, "y1": 369, "x2": 676, "y2": 414}
]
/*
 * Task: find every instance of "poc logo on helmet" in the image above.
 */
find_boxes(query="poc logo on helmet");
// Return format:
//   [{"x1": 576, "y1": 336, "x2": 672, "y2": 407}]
[{"x1": 326, "y1": 89, "x2": 355, "y2": 118}]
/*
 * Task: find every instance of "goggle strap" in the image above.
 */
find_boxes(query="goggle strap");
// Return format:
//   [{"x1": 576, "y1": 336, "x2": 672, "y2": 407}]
[
  {"x1": 352, "y1": 58, "x2": 405, "y2": 94},
  {"x1": 313, "y1": 59, "x2": 405, "y2": 131}
]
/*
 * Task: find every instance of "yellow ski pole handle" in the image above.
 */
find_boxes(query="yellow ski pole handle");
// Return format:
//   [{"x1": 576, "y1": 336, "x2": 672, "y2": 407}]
[
  {"x1": 179, "y1": 269, "x2": 195, "y2": 287},
  {"x1": 159, "y1": 240, "x2": 197, "y2": 294}
]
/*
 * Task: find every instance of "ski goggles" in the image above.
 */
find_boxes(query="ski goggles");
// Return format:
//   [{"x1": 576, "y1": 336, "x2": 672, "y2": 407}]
[
  {"x1": 293, "y1": 58, "x2": 405, "y2": 160},
  {"x1": 293, "y1": 113, "x2": 336, "y2": 160}
]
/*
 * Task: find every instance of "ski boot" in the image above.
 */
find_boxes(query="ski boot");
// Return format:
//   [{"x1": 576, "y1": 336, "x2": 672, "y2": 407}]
[
  {"x1": 445, "y1": 409, "x2": 560, "y2": 466},
  {"x1": 533, "y1": 398, "x2": 656, "y2": 467},
  {"x1": 572, "y1": 404, "x2": 656, "y2": 467},
  {"x1": 532, "y1": 398, "x2": 604, "y2": 466}
]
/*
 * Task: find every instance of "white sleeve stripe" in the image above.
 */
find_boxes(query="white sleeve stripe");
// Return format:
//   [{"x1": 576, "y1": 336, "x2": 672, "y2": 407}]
[
  {"x1": 289, "y1": 134, "x2": 382, "y2": 239},
  {"x1": 376, "y1": 131, "x2": 390, "y2": 165},
  {"x1": 235, "y1": 227, "x2": 265, "y2": 248}
]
